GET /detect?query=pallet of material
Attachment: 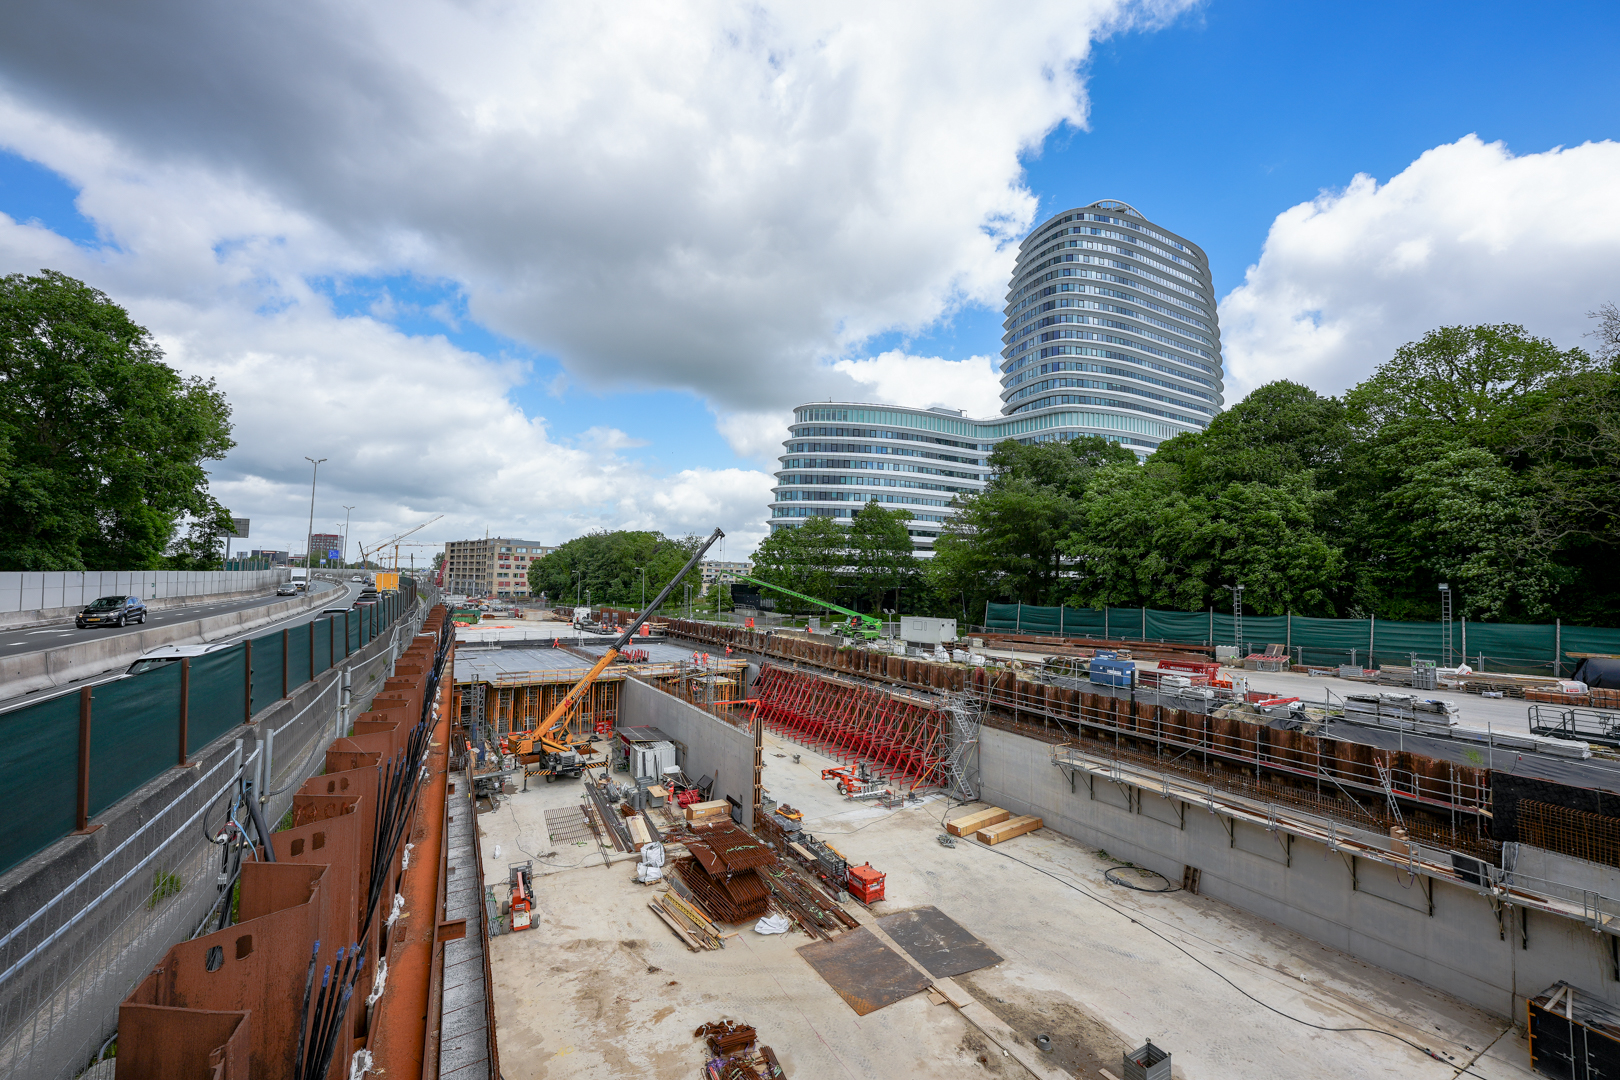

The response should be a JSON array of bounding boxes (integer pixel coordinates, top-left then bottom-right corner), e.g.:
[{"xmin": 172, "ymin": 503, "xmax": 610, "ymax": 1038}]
[
  {"xmin": 685, "ymin": 799, "xmax": 731, "ymax": 821},
  {"xmin": 946, "ymin": 807, "xmax": 1009, "ymax": 837},
  {"xmin": 976, "ymin": 815, "xmax": 1042, "ymax": 845}
]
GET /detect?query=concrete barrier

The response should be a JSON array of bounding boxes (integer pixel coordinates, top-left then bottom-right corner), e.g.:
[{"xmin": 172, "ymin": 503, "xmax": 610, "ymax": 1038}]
[{"xmin": 0, "ymin": 581, "xmax": 339, "ymax": 703}]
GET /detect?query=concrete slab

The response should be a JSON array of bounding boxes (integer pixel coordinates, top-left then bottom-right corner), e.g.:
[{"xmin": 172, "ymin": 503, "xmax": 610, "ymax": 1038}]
[{"xmin": 479, "ymin": 713, "xmax": 1545, "ymax": 1079}]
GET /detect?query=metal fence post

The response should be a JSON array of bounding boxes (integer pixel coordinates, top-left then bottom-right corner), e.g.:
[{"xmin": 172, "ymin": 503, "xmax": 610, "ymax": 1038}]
[
  {"xmin": 309, "ymin": 619, "xmax": 316, "ymax": 679},
  {"xmin": 282, "ymin": 628, "xmax": 290, "ymax": 698},
  {"xmin": 178, "ymin": 658, "xmax": 192, "ymax": 767},
  {"xmin": 74, "ymin": 686, "xmax": 100, "ymax": 835},
  {"xmin": 1555, "ymin": 618, "xmax": 1562, "ymax": 678},
  {"xmin": 345, "ymin": 611, "xmax": 352, "ymax": 658},
  {"xmin": 244, "ymin": 639, "xmax": 254, "ymax": 724},
  {"xmin": 263, "ymin": 724, "xmax": 275, "ymax": 798}
]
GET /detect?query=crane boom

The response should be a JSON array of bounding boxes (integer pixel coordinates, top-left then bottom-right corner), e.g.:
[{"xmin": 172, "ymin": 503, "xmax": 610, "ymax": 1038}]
[
  {"xmin": 731, "ymin": 574, "xmax": 882, "ymax": 637},
  {"xmin": 513, "ymin": 528, "xmax": 725, "ymax": 767},
  {"xmin": 360, "ymin": 514, "xmax": 443, "ymax": 567}
]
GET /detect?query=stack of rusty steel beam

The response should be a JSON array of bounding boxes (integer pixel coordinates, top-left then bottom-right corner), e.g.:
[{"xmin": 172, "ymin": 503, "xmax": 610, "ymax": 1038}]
[
  {"xmin": 113, "ymin": 606, "xmax": 483, "ymax": 1080},
  {"xmin": 670, "ymin": 820, "xmax": 774, "ymax": 923}
]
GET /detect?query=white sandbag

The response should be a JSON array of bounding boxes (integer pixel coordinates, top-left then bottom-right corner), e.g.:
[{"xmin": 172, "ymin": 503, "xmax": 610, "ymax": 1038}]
[{"xmin": 753, "ymin": 913, "xmax": 792, "ymax": 935}]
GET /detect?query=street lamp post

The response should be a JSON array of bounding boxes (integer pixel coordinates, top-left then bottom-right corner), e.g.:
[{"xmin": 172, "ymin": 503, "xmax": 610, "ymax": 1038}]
[
  {"xmin": 304, "ymin": 457, "xmax": 327, "ymax": 569},
  {"xmin": 573, "ymin": 570, "xmax": 582, "ymax": 605},
  {"xmin": 341, "ymin": 505, "xmax": 355, "ymax": 568}
]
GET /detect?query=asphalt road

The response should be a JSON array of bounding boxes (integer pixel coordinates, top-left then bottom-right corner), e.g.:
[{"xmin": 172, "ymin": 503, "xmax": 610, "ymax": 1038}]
[
  {"xmin": 0, "ymin": 588, "xmax": 339, "ymax": 661},
  {"xmin": 0, "ymin": 581, "xmax": 367, "ymax": 713}
]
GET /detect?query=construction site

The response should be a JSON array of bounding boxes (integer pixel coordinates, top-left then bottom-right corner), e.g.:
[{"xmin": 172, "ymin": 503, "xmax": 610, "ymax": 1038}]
[{"xmin": 10, "ymin": 536, "xmax": 1620, "ymax": 1080}]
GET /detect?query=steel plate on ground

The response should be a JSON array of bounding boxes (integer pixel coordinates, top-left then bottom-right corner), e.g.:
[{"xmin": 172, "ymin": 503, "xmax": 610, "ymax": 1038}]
[
  {"xmin": 877, "ymin": 905, "xmax": 1003, "ymax": 979},
  {"xmin": 797, "ymin": 926, "xmax": 932, "ymax": 1015}
]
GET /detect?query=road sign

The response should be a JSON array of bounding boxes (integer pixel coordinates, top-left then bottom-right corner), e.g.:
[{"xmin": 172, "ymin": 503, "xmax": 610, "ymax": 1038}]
[
  {"xmin": 227, "ymin": 517, "xmax": 250, "ymax": 538},
  {"xmin": 328, "ymin": 549, "xmax": 341, "ymax": 560}
]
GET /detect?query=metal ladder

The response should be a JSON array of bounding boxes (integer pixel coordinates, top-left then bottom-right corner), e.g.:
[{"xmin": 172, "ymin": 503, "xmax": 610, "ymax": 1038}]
[{"xmin": 940, "ymin": 691, "xmax": 983, "ymax": 801}]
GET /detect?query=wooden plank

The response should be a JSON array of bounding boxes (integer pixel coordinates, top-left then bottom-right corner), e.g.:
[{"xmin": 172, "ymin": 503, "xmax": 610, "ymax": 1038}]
[
  {"xmin": 945, "ymin": 808, "xmax": 1008, "ymax": 837},
  {"xmin": 649, "ymin": 901, "xmax": 700, "ymax": 950},
  {"xmin": 627, "ymin": 815, "xmax": 652, "ymax": 848},
  {"xmin": 976, "ymin": 815, "xmax": 1042, "ymax": 845}
]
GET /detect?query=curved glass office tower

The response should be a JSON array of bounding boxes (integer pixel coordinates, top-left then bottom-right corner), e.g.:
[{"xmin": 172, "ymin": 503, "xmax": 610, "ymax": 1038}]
[
  {"xmin": 999, "ymin": 199, "xmax": 1223, "ymax": 449},
  {"xmin": 768, "ymin": 202, "xmax": 1223, "ymax": 552}
]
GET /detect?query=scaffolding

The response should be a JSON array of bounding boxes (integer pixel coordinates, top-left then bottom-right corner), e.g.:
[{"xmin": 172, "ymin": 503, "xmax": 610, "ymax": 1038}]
[{"xmin": 940, "ymin": 691, "xmax": 983, "ymax": 801}]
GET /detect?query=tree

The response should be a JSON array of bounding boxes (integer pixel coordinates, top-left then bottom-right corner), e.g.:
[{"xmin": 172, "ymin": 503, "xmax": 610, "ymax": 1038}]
[
  {"xmin": 749, "ymin": 517, "xmax": 846, "ymax": 613},
  {"xmin": 847, "ymin": 501, "xmax": 918, "ymax": 613},
  {"xmin": 931, "ymin": 436, "xmax": 1136, "ymax": 614},
  {"xmin": 0, "ymin": 271, "xmax": 236, "ymax": 570},
  {"xmin": 527, "ymin": 530, "xmax": 705, "ymax": 610}
]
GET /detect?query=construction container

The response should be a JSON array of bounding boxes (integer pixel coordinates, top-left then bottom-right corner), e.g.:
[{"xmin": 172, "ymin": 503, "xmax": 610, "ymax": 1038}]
[
  {"xmin": 846, "ymin": 863, "xmax": 886, "ymax": 903},
  {"xmin": 1123, "ymin": 1041, "xmax": 1171, "ymax": 1080},
  {"xmin": 1090, "ymin": 658, "xmax": 1135, "ymax": 688}
]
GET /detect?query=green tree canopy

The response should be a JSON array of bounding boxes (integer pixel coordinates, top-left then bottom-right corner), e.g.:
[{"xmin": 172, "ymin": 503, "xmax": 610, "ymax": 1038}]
[
  {"xmin": 526, "ymin": 530, "xmax": 705, "ymax": 611},
  {"xmin": 0, "ymin": 270, "xmax": 235, "ymax": 570}
]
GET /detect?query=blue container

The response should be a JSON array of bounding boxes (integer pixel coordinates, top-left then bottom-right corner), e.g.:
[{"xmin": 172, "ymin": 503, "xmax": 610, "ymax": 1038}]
[
  {"xmin": 1093, "ymin": 649, "xmax": 1118, "ymax": 661},
  {"xmin": 1089, "ymin": 658, "xmax": 1135, "ymax": 687}
]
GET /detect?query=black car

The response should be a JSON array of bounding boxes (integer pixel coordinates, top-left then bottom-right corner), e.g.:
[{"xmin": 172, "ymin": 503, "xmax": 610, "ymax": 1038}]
[{"xmin": 76, "ymin": 595, "xmax": 147, "ymax": 628}]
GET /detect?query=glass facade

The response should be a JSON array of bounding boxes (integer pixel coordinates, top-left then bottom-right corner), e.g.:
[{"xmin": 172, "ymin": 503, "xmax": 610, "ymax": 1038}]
[{"xmin": 769, "ymin": 201, "xmax": 1223, "ymax": 553}]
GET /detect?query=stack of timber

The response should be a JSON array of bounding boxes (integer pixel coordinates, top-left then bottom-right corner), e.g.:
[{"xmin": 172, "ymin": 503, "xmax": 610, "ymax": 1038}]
[
  {"xmin": 945, "ymin": 807, "xmax": 1009, "ymax": 837},
  {"xmin": 673, "ymin": 820, "xmax": 775, "ymax": 922},
  {"xmin": 976, "ymin": 815, "xmax": 1043, "ymax": 845},
  {"xmin": 649, "ymin": 888, "xmax": 726, "ymax": 950}
]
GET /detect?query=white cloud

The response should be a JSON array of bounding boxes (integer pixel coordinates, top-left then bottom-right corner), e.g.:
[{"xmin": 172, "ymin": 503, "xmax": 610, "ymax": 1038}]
[
  {"xmin": 832, "ymin": 350, "xmax": 1005, "ymax": 418},
  {"xmin": 0, "ymin": 0, "xmax": 1195, "ymax": 553},
  {"xmin": 1220, "ymin": 135, "xmax": 1620, "ymax": 399}
]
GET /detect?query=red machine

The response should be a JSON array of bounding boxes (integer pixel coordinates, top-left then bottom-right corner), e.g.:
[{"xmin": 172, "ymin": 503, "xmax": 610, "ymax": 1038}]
[
  {"xmin": 509, "ymin": 862, "xmax": 535, "ymax": 931},
  {"xmin": 821, "ymin": 763, "xmax": 886, "ymax": 800},
  {"xmin": 846, "ymin": 862, "xmax": 886, "ymax": 904}
]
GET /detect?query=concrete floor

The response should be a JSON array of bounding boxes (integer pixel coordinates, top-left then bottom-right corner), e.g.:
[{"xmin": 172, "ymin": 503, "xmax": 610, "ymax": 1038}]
[{"xmin": 480, "ymin": 729, "xmax": 1544, "ymax": 1080}]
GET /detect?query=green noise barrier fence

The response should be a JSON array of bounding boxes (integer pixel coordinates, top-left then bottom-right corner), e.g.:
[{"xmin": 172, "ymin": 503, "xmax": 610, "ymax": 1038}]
[
  {"xmin": 0, "ymin": 582, "xmax": 417, "ymax": 877},
  {"xmin": 984, "ymin": 602, "xmax": 1620, "ymax": 677}
]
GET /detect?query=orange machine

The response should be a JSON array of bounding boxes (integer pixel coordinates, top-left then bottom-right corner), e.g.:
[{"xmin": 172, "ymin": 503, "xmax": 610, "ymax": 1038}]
[
  {"xmin": 846, "ymin": 862, "xmax": 886, "ymax": 904},
  {"xmin": 509, "ymin": 862, "xmax": 535, "ymax": 931}
]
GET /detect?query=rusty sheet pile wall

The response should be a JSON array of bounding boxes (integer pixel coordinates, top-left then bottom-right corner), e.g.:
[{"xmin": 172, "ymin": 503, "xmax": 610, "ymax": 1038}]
[
  {"xmin": 116, "ymin": 607, "xmax": 468, "ymax": 1080},
  {"xmin": 665, "ymin": 619, "xmax": 1492, "ymax": 852}
]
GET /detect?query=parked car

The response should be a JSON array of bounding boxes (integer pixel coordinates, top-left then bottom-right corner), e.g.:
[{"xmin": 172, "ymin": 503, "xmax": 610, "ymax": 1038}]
[
  {"xmin": 126, "ymin": 641, "xmax": 233, "ymax": 674},
  {"xmin": 76, "ymin": 595, "xmax": 147, "ymax": 628},
  {"xmin": 276, "ymin": 583, "xmax": 299, "ymax": 596}
]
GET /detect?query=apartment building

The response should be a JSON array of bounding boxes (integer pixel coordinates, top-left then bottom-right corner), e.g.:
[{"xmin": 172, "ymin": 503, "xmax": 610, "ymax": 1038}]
[{"xmin": 442, "ymin": 537, "xmax": 557, "ymax": 597}]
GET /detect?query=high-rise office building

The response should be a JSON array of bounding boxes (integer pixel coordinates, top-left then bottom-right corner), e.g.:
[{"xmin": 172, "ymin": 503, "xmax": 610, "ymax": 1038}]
[
  {"xmin": 999, "ymin": 199, "xmax": 1224, "ymax": 446},
  {"xmin": 768, "ymin": 201, "xmax": 1223, "ymax": 552}
]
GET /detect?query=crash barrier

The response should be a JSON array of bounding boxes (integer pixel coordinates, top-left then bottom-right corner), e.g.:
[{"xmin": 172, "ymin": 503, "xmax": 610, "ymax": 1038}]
[
  {"xmin": 0, "ymin": 569, "xmax": 290, "ymax": 618},
  {"xmin": 984, "ymin": 602, "xmax": 1620, "ymax": 677},
  {"xmin": 0, "ymin": 581, "xmax": 419, "ymax": 878}
]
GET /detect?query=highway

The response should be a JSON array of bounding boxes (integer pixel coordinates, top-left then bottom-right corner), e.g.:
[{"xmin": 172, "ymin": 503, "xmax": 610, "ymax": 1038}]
[
  {"xmin": 0, "ymin": 584, "xmax": 359, "ymax": 662},
  {"xmin": 0, "ymin": 580, "xmax": 368, "ymax": 713}
]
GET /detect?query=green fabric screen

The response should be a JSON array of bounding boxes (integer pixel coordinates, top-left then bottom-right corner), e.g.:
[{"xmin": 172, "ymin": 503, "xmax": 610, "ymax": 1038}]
[
  {"xmin": 187, "ymin": 646, "xmax": 246, "ymax": 754},
  {"xmin": 287, "ymin": 622, "xmax": 313, "ymax": 687},
  {"xmin": 91, "ymin": 663, "xmax": 183, "ymax": 817},
  {"xmin": 984, "ymin": 602, "xmax": 1620, "ymax": 675},
  {"xmin": 250, "ymin": 629, "xmax": 286, "ymax": 715},
  {"xmin": 0, "ymin": 693, "xmax": 84, "ymax": 876}
]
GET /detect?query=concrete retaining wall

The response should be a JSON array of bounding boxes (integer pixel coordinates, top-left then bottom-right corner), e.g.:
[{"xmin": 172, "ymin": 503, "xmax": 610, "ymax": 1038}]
[
  {"xmin": 0, "ymin": 581, "xmax": 338, "ymax": 702},
  {"xmin": 0, "ymin": 570, "xmax": 291, "ymax": 629},
  {"xmin": 976, "ymin": 723, "xmax": 1620, "ymax": 1022},
  {"xmin": 620, "ymin": 677, "xmax": 756, "ymax": 828}
]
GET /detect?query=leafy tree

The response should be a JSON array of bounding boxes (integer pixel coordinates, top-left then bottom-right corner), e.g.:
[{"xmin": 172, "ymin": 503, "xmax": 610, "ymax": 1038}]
[
  {"xmin": 847, "ymin": 501, "xmax": 918, "ymax": 613},
  {"xmin": 527, "ymin": 530, "xmax": 705, "ymax": 610},
  {"xmin": 0, "ymin": 270, "xmax": 235, "ymax": 570},
  {"xmin": 749, "ymin": 517, "xmax": 846, "ymax": 614},
  {"xmin": 931, "ymin": 435, "xmax": 1135, "ymax": 614}
]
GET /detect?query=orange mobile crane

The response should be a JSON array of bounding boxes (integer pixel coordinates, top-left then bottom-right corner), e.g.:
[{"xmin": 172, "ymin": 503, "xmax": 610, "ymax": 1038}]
[{"xmin": 509, "ymin": 527, "xmax": 723, "ymax": 778}]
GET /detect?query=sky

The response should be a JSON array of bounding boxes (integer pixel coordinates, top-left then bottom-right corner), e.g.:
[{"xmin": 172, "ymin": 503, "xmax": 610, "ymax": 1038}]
[{"xmin": 1, "ymin": 0, "xmax": 1617, "ymax": 560}]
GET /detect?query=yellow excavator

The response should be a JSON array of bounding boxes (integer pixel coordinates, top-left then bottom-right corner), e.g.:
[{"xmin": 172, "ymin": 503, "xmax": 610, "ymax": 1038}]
[{"xmin": 510, "ymin": 527, "xmax": 724, "ymax": 779}]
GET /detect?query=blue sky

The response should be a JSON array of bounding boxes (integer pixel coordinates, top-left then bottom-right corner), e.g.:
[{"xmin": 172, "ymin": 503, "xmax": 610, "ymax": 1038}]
[{"xmin": 2, "ymin": 0, "xmax": 1616, "ymax": 552}]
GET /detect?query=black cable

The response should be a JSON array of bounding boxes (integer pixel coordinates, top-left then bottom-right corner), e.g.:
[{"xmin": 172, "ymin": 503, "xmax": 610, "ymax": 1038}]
[
  {"xmin": 1103, "ymin": 865, "xmax": 1177, "ymax": 893},
  {"xmin": 970, "ymin": 838, "xmax": 1497, "ymax": 1078}
]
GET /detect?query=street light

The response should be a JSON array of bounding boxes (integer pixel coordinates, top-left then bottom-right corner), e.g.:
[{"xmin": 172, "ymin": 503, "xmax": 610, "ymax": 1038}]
[
  {"xmin": 304, "ymin": 456, "xmax": 327, "ymax": 569},
  {"xmin": 341, "ymin": 505, "xmax": 355, "ymax": 567},
  {"xmin": 572, "ymin": 570, "xmax": 582, "ymax": 605},
  {"xmin": 1221, "ymin": 583, "xmax": 1245, "ymax": 657}
]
